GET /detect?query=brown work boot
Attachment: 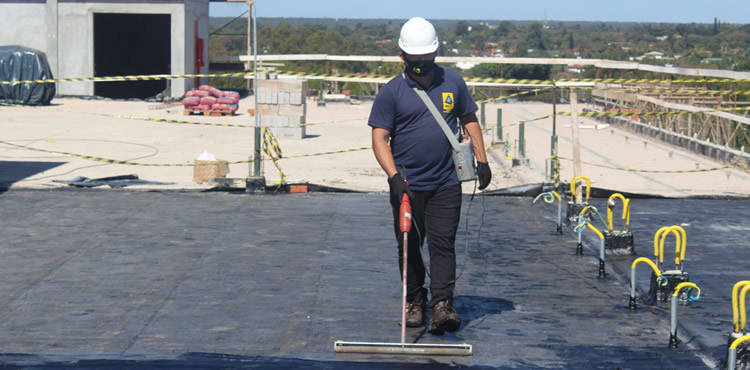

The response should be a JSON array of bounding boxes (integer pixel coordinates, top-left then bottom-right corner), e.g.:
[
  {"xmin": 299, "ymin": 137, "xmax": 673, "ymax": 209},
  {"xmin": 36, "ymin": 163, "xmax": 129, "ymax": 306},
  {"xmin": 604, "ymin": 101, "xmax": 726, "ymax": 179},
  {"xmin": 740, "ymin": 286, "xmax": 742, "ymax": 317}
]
[
  {"xmin": 405, "ymin": 296, "xmax": 426, "ymax": 327},
  {"xmin": 428, "ymin": 300, "xmax": 461, "ymax": 335}
]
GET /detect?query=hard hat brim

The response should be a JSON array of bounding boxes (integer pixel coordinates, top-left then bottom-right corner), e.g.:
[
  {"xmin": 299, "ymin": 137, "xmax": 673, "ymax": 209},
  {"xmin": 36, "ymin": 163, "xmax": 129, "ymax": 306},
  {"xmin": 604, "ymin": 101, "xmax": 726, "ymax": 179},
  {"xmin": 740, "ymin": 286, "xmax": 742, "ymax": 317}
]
[{"xmin": 398, "ymin": 40, "xmax": 439, "ymax": 55}]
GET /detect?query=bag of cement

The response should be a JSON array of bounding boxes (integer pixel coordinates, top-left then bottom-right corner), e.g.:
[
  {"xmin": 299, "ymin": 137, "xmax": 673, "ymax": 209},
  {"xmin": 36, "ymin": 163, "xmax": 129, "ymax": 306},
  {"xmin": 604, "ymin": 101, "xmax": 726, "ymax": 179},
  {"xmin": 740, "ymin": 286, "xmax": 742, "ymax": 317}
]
[
  {"xmin": 199, "ymin": 85, "xmax": 223, "ymax": 97},
  {"xmin": 182, "ymin": 96, "xmax": 200, "ymax": 106}
]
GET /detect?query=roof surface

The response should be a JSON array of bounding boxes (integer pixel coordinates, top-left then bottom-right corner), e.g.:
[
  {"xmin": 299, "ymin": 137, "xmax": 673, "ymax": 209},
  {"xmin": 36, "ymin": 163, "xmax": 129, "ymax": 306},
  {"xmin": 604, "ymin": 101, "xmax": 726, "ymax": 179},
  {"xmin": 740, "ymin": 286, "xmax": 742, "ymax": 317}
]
[{"xmin": 0, "ymin": 189, "xmax": 746, "ymax": 368}]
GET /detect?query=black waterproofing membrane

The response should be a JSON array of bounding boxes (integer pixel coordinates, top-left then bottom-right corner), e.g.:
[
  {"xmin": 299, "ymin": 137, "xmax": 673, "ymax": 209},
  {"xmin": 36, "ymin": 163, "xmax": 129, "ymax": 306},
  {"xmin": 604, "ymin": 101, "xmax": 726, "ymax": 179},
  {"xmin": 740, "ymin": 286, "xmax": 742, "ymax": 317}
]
[{"xmin": 0, "ymin": 45, "xmax": 55, "ymax": 105}]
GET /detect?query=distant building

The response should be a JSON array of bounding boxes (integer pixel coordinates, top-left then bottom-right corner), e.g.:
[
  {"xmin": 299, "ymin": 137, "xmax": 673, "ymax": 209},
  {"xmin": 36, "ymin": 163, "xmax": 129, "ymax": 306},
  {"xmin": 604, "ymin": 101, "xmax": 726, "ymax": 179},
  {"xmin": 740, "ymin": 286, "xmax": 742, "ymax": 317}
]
[
  {"xmin": 637, "ymin": 51, "xmax": 665, "ymax": 60},
  {"xmin": 567, "ymin": 64, "xmax": 585, "ymax": 73},
  {"xmin": 0, "ymin": 0, "xmax": 210, "ymax": 99},
  {"xmin": 456, "ymin": 62, "xmax": 477, "ymax": 70}
]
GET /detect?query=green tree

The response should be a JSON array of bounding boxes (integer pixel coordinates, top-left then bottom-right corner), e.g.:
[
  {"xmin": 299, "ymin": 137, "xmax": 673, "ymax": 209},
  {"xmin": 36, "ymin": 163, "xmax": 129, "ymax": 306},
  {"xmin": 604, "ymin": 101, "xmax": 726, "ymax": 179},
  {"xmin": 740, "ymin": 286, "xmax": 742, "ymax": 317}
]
[
  {"xmin": 525, "ymin": 22, "xmax": 545, "ymax": 51},
  {"xmin": 455, "ymin": 20, "xmax": 469, "ymax": 37}
]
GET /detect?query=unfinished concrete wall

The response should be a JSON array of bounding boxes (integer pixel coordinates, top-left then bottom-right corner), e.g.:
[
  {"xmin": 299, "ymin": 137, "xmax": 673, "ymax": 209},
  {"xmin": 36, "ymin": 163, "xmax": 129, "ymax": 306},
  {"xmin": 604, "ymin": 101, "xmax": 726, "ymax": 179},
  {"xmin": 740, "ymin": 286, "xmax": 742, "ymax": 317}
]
[
  {"xmin": 0, "ymin": 0, "xmax": 208, "ymax": 98},
  {"xmin": 0, "ymin": 2, "xmax": 48, "ymax": 53},
  {"xmin": 184, "ymin": 0, "xmax": 210, "ymax": 89},
  {"xmin": 257, "ymin": 78, "xmax": 308, "ymax": 140},
  {"xmin": 58, "ymin": 1, "xmax": 187, "ymax": 96}
]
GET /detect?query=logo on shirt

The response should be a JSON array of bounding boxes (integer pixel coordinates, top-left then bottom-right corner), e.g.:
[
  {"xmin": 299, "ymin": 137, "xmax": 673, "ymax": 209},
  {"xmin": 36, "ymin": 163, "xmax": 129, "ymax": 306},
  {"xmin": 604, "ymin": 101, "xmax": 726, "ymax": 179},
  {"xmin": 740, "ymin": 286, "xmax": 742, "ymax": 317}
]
[{"xmin": 442, "ymin": 92, "xmax": 454, "ymax": 113}]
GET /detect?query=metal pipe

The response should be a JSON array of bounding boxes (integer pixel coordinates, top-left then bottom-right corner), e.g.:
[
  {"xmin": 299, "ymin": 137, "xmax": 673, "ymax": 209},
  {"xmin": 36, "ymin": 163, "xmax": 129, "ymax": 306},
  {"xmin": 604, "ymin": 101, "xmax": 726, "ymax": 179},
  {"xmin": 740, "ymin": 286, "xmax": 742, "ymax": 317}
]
[
  {"xmin": 599, "ymin": 238, "xmax": 606, "ymax": 278},
  {"xmin": 519, "ymin": 121, "xmax": 526, "ymax": 158},
  {"xmin": 741, "ymin": 285, "xmax": 750, "ymax": 334},
  {"xmin": 569, "ymin": 176, "xmax": 591, "ymax": 203},
  {"xmin": 552, "ymin": 86, "xmax": 557, "ymax": 137},
  {"xmin": 630, "ymin": 257, "xmax": 661, "ymax": 309},
  {"xmin": 550, "ymin": 86, "xmax": 558, "ymax": 185},
  {"xmin": 252, "ymin": 1, "xmax": 261, "ymax": 177},
  {"xmin": 556, "ymin": 197, "xmax": 563, "ymax": 235},
  {"xmin": 496, "ymin": 108, "xmax": 503, "ymax": 142},
  {"xmin": 584, "ymin": 223, "xmax": 605, "ymax": 278},
  {"xmin": 732, "ymin": 281, "xmax": 750, "ymax": 333},
  {"xmin": 550, "ymin": 135, "xmax": 558, "ymax": 184},
  {"xmin": 654, "ymin": 226, "xmax": 686, "ymax": 271},
  {"xmin": 480, "ymin": 102, "xmax": 486, "ymax": 129},
  {"xmin": 606, "ymin": 193, "xmax": 630, "ymax": 233},
  {"xmin": 670, "ymin": 282, "xmax": 699, "ymax": 348},
  {"xmin": 334, "ymin": 341, "xmax": 472, "ymax": 355},
  {"xmin": 657, "ymin": 226, "xmax": 686, "ymax": 271},
  {"xmin": 653, "ymin": 226, "xmax": 671, "ymax": 270},
  {"xmin": 728, "ymin": 335, "xmax": 750, "ymax": 370},
  {"xmin": 670, "ymin": 294, "xmax": 679, "ymax": 347}
]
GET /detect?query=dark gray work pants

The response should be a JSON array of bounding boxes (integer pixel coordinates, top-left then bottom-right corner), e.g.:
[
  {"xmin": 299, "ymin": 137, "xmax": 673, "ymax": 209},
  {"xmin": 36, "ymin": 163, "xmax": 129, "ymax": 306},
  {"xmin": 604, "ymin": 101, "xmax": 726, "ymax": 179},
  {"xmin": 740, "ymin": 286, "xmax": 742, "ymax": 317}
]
[{"xmin": 391, "ymin": 184, "xmax": 461, "ymax": 308}]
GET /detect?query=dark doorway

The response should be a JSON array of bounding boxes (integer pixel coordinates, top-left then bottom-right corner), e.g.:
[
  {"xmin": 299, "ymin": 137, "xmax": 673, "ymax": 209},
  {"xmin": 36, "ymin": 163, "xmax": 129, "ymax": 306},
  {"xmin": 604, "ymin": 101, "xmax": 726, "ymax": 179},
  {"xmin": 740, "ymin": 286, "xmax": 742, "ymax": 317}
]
[{"xmin": 94, "ymin": 13, "xmax": 171, "ymax": 99}]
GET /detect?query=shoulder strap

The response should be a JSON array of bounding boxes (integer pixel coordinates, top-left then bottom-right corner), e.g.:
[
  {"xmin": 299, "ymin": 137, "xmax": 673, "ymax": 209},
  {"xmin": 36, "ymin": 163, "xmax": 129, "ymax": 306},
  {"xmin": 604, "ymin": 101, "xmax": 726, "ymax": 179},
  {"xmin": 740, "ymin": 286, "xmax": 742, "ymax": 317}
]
[{"xmin": 402, "ymin": 73, "xmax": 460, "ymax": 151}]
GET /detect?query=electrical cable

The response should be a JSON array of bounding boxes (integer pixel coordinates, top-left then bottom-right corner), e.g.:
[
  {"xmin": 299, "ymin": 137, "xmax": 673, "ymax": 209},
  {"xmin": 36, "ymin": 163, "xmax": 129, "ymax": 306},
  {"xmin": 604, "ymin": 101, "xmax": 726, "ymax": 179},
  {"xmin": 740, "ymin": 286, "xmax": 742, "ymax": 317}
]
[
  {"xmin": 454, "ymin": 178, "xmax": 480, "ymax": 283},
  {"xmin": 412, "ymin": 175, "xmax": 482, "ymax": 286},
  {"xmin": 209, "ymin": 11, "xmax": 249, "ymax": 36}
]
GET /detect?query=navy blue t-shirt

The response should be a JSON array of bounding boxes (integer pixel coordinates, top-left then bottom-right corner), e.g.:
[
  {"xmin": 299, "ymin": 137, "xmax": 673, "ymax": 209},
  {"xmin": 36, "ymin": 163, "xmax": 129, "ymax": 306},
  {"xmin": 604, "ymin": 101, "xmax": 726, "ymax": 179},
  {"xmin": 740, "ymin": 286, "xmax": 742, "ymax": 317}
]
[{"xmin": 368, "ymin": 67, "xmax": 478, "ymax": 191}]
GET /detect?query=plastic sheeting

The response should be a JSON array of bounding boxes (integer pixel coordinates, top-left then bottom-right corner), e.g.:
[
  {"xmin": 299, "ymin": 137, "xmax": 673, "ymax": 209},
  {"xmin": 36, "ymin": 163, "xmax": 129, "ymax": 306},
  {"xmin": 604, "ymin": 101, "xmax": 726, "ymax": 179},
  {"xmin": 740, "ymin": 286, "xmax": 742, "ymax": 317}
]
[{"xmin": 0, "ymin": 45, "xmax": 55, "ymax": 105}]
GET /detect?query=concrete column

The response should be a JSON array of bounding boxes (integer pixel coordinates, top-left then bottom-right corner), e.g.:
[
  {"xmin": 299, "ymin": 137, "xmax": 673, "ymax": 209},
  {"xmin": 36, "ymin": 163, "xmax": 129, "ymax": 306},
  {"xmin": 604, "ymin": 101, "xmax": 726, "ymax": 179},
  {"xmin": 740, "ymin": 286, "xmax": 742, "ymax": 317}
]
[{"xmin": 45, "ymin": 0, "xmax": 59, "ymax": 78}]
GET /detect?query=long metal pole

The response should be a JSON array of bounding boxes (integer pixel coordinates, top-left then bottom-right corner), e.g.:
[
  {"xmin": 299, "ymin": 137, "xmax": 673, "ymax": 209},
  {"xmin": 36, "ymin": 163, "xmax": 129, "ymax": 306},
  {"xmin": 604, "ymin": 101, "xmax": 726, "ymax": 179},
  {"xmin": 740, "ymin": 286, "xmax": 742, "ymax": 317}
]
[
  {"xmin": 570, "ymin": 90, "xmax": 582, "ymax": 202},
  {"xmin": 251, "ymin": 1, "xmax": 261, "ymax": 176},
  {"xmin": 401, "ymin": 230, "xmax": 408, "ymax": 345},
  {"xmin": 496, "ymin": 108, "xmax": 503, "ymax": 143},
  {"xmin": 551, "ymin": 86, "xmax": 559, "ymax": 185}
]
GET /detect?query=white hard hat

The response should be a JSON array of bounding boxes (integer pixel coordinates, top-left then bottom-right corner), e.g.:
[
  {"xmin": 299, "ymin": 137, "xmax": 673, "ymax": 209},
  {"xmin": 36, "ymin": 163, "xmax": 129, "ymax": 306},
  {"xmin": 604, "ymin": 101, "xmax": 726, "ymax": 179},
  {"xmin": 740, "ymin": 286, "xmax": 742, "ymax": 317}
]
[{"xmin": 398, "ymin": 17, "xmax": 439, "ymax": 55}]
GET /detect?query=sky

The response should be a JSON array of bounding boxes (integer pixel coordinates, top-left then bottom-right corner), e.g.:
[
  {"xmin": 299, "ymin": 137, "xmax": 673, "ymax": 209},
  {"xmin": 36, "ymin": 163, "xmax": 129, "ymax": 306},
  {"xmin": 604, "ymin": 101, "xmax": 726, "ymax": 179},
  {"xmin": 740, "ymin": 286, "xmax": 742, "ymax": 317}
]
[{"xmin": 210, "ymin": 0, "xmax": 749, "ymax": 24}]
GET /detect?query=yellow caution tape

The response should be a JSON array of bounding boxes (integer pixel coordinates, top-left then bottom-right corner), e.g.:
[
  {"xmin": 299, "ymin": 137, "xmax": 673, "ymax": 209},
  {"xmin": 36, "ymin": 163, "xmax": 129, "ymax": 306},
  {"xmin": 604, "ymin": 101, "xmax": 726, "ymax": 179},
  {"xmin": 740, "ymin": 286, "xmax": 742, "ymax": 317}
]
[
  {"xmin": 0, "ymin": 140, "xmax": 249, "ymax": 166},
  {"xmin": 477, "ymin": 87, "xmax": 554, "ymax": 104},
  {"xmin": 0, "ymin": 72, "xmax": 255, "ymax": 85},
  {"xmin": 261, "ymin": 128, "xmax": 287, "ymax": 189},
  {"xmin": 4, "ymin": 70, "xmax": 750, "ymax": 86},
  {"xmin": 0, "ymin": 139, "xmax": 372, "ymax": 167},
  {"xmin": 108, "ymin": 113, "xmax": 253, "ymax": 129}
]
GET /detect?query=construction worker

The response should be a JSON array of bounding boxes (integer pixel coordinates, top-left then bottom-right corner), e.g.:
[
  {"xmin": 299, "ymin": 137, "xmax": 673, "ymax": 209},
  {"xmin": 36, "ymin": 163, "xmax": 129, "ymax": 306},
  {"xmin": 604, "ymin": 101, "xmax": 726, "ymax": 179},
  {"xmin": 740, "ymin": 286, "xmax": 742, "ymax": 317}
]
[{"xmin": 368, "ymin": 17, "xmax": 491, "ymax": 335}]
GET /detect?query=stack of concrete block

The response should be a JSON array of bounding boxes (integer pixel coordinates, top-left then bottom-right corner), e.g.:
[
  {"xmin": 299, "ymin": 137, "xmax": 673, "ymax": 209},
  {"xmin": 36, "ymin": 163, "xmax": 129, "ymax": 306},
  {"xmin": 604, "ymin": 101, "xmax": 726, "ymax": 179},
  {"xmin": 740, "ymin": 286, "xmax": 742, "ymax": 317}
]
[{"xmin": 257, "ymin": 78, "xmax": 307, "ymax": 140}]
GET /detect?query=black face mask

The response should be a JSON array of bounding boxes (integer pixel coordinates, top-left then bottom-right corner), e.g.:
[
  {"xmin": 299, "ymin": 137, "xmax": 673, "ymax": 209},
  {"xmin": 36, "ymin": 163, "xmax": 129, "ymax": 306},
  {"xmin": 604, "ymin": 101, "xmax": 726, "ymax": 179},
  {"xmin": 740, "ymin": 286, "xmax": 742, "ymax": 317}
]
[{"xmin": 404, "ymin": 59, "xmax": 436, "ymax": 76}]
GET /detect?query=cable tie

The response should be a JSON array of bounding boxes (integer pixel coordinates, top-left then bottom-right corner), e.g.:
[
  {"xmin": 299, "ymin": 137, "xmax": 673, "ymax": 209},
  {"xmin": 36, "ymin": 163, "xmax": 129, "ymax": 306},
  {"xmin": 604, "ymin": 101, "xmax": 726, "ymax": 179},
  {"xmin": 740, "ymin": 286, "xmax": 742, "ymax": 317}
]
[
  {"xmin": 687, "ymin": 288, "xmax": 701, "ymax": 302},
  {"xmin": 657, "ymin": 275, "xmax": 669, "ymax": 287}
]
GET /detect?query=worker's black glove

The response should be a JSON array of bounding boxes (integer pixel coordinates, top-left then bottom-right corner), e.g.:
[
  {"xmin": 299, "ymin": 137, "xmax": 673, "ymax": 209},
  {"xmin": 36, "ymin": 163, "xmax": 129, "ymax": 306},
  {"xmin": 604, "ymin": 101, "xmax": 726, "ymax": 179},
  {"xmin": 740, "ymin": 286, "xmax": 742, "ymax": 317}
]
[
  {"xmin": 477, "ymin": 161, "xmax": 492, "ymax": 190},
  {"xmin": 388, "ymin": 173, "xmax": 412, "ymax": 205}
]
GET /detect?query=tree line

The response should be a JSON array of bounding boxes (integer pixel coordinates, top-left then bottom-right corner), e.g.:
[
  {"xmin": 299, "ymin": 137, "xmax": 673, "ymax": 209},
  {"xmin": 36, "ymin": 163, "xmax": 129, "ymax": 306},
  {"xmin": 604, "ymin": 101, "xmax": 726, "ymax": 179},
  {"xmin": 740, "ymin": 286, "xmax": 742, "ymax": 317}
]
[{"xmin": 208, "ymin": 17, "xmax": 750, "ymax": 94}]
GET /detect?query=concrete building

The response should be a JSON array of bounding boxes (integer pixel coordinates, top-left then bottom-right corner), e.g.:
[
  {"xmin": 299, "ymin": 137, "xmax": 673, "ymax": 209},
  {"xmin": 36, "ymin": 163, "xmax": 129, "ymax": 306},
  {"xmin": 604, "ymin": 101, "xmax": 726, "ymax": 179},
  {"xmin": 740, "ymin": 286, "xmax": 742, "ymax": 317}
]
[{"xmin": 0, "ymin": 0, "xmax": 210, "ymax": 99}]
